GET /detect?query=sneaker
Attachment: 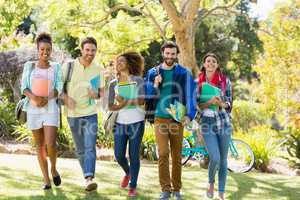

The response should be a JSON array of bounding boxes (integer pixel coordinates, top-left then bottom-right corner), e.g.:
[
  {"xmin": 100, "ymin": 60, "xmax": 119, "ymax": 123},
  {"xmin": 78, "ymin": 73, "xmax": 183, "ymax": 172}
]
[
  {"xmin": 128, "ymin": 188, "xmax": 137, "ymax": 197},
  {"xmin": 159, "ymin": 191, "xmax": 171, "ymax": 200},
  {"xmin": 173, "ymin": 191, "xmax": 183, "ymax": 200},
  {"xmin": 85, "ymin": 180, "xmax": 97, "ymax": 191},
  {"xmin": 120, "ymin": 175, "xmax": 130, "ymax": 188}
]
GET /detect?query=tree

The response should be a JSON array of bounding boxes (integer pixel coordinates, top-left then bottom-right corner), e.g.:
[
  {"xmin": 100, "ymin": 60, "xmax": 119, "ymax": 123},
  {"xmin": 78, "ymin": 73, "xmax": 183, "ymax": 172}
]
[
  {"xmin": 253, "ymin": 0, "xmax": 300, "ymax": 124},
  {"xmin": 33, "ymin": 0, "xmax": 259, "ymax": 75}
]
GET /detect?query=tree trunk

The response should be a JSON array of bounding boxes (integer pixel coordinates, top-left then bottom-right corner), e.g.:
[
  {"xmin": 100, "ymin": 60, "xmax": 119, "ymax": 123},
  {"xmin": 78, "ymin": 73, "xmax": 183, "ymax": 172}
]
[{"xmin": 175, "ymin": 26, "xmax": 199, "ymax": 76}]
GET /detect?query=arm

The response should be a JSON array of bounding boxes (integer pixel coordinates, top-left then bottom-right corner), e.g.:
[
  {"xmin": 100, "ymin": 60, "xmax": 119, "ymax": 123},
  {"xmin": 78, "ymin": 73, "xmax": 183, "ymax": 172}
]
[
  {"xmin": 185, "ymin": 71, "xmax": 197, "ymax": 121},
  {"xmin": 126, "ymin": 77, "xmax": 145, "ymax": 106},
  {"xmin": 107, "ymin": 81, "xmax": 128, "ymax": 111},
  {"xmin": 221, "ymin": 78, "xmax": 233, "ymax": 111},
  {"xmin": 144, "ymin": 69, "xmax": 159, "ymax": 99},
  {"xmin": 49, "ymin": 63, "xmax": 63, "ymax": 100}
]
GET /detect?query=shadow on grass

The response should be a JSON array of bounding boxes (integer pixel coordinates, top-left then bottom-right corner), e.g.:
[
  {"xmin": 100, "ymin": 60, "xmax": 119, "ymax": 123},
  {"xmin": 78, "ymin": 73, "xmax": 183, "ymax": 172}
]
[{"xmin": 228, "ymin": 172, "xmax": 300, "ymax": 200}]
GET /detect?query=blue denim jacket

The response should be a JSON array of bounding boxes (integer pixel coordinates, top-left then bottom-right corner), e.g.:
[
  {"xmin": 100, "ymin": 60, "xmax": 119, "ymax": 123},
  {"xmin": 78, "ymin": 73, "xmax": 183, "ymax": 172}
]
[
  {"xmin": 21, "ymin": 61, "xmax": 63, "ymax": 111},
  {"xmin": 144, "ymin": 63, "xmax": 197, "ymax": 120}
]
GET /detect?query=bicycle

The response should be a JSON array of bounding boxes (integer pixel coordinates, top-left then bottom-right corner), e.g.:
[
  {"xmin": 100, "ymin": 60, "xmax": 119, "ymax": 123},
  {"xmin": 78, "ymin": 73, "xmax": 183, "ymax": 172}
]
[{"xmin": 154, "ymin": 121, "xmax": 255, "ymax": 173}]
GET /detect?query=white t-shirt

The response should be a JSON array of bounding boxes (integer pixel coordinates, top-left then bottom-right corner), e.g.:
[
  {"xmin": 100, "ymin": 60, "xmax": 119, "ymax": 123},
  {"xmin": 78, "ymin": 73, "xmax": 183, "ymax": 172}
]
[{"xmin": 108, "ymin": 76, "xmax": 145, "ymax": 124}]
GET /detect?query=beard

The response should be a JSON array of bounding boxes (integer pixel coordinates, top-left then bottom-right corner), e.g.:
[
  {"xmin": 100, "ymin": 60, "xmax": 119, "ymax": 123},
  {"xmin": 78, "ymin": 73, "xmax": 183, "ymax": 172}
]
[
  {"xmin": 83, "ymin": 55, "xmax": 95, "ymax": 63},
  {"xmin": 163, "ymin": 57, "xmax": 176, "ymax": 67}
]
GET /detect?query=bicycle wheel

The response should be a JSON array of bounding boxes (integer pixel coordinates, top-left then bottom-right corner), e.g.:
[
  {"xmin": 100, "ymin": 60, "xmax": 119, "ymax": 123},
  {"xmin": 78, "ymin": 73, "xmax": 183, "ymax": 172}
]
[
  {"xmin": 227, "ymin": 139, "xmax": 255, "ymax": 173},
  {"xmin": 181, "ymin": 138, "xmax": 192, "ymax": 165}
]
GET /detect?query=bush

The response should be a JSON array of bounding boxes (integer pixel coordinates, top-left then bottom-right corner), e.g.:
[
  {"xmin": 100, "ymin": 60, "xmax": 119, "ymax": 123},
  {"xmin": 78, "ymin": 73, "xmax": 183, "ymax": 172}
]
[
  {"xmin": 141, "ymin": 124, "xmax": 157, "ymax": 160},
  {"xmin": 232, "ymin": 100, "xmax": 270, "ymax": 132},
  {"xmin": 283, "ymin": 126, "xmax": 300, "ymax": 169},
  {"xmin": 0, "ymin": 94, "xmax": 18, "ymax": 138},
  {"xmin": 235, "ymin": 125, "xmax": 279, "ymax": 172}
]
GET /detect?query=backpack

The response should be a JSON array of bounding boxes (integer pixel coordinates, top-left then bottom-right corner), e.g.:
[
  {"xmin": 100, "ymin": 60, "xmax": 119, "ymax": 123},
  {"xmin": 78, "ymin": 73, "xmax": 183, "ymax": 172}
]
[
  {"xmin": 58, "ymin": 61, "xmax": 74, "ymax": 128},
  {"xmin": 15, "ymin": 62, "xmax": 35, "ymax": 124},
  {"xmin": 144, "ymin": 66, "xmax": 160, "ymax": 124}
]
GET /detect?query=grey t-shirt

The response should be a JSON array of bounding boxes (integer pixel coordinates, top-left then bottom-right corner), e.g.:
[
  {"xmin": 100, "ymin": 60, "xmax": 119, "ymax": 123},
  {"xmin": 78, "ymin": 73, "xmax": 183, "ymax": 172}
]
[{"xmin": 108, "ymin": 76, "xmax": 145, "ymax": 124}]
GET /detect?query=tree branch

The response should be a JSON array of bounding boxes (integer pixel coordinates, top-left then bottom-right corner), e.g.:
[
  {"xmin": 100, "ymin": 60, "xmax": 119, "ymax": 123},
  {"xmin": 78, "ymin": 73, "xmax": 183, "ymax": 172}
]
[
  {"xmin": 202, "ymin": 0, "xmax": 239, "ymax": 19},
  {"xmin": 143, "ymin": 0, "xmax": 167, "ymax": 40},
  {"xmin": 160, "ymin": 0, "xmax": 182, "ymax": 29},
  {"xmin": 184, "ymin": 0, "xmax": 201, "ymax": 25}
]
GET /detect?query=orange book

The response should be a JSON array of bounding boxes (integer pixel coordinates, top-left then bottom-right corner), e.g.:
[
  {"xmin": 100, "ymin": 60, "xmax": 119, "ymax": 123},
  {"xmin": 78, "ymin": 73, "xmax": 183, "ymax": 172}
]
[{"xmin": 31, "ymin": 78, "xmax": 51, "ymax": 97}]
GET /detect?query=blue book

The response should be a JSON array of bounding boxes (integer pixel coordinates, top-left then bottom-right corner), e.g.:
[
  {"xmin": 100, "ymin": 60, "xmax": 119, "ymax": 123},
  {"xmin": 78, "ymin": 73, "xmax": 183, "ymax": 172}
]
[
  {"xmin": 89, "ymin": 75, "xmax": 100, "ymax": 105},
  {"xmin": 90, "ymin": 75, "xmax": 100, "ymax": 92}
]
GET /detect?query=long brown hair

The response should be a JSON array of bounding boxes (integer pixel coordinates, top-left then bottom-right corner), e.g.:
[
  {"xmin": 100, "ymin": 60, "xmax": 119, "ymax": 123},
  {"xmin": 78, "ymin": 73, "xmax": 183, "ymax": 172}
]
[{"xmin": 118, "ymin": 52, "xmax": 144, "ymax": 76}]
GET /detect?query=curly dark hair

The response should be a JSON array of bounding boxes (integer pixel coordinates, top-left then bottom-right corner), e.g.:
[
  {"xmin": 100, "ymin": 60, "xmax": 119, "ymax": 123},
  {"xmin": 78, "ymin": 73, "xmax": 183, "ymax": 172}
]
[
  {"xmin": 118, "ymin": 52, "xmax": 144, "ymax": 76},
  {"xmin": 36, "ymin": 32, "xmax": 52, "ymax": 47}
]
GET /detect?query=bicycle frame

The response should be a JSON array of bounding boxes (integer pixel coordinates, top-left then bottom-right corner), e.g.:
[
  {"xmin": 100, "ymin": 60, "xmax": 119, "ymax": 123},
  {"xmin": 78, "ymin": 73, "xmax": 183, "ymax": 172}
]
[{"xmin": 182, "ymin": 129, "xmax": 238, "ymax": 158}]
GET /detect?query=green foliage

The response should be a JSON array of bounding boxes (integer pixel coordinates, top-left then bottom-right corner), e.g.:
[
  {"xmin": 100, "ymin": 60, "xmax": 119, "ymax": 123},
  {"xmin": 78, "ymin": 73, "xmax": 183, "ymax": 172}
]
[
  {"xmin": 11, "ymin": 124, "xmax": 32, "ymax": 143},
  {"xmin": 283, "ymin": 126, "xmax": 300, "ymax": 169},
  {"xmin": 35, "ymin": 0, "xmax": 162, "ymax": 65},
  {"xmin": 141, "ymin": 124, "xmax": 157, "ymax": 160},
  {"xmin": 0, "ymin": 92, "xmax": 18, "ymax": 138},
  {"xmin": 232, "ymin": 100, "xmax": 270, "ymax": 132},
  {"xmin": 0, "ymin": 0, "xmax": 30, "ymax": 39},
  {"xmin": 235, "ymin": 125, "xmax": 279, "ymax": 171},
  {"xmin": 253, "ymin": 0, "xmax": 300, "ymax": 116},
  {"xmin": 195, "ymin": 0, "xmax": 263, "ymax": 81}
]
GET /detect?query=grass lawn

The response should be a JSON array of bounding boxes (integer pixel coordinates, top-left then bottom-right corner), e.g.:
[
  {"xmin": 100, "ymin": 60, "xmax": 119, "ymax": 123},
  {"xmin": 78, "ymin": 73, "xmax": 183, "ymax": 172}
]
[{"xmin": 0, "ymin": 153, "xmax": 299, "ymax": 200}]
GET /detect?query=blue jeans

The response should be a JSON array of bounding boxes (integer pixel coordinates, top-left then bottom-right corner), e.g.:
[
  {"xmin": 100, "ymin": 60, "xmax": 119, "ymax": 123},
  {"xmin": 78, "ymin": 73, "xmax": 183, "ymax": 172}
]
[
  {"xmin": 201, "ymin": 116, "xmax": 232, "ymax": 192},
  {"xmin": 67, "ymin": 114, "xmax": 98, "ymax": 178},
  {"xmin": 114, "ymin": 121, "xmax": 145, "ymax": 188}
]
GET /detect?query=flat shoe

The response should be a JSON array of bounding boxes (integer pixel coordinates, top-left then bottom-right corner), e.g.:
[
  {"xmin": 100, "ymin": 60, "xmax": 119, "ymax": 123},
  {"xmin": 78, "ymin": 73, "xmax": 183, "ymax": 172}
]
[
  {"xmin": 42, "ymin": 184, "xmax": 52, "ymax": 190},
  {"xmin": 53, "ymin": 174, "xmax": 61, "ymax": 186}
]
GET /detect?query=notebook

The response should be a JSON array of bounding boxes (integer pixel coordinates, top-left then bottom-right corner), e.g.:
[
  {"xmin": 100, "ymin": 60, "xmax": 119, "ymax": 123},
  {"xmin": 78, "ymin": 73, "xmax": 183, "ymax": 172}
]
[
  {"xmin": 199, "ymin": 82, "xmax": 221, "ymax": 111},
  {"xmin": 117, "ymin": 81, "xmax": 138, "ymax": 109},
  {"xmin": 166, "ymin": 100, "xmax": 186, "ymax": 123},
  {"xmin": 31, "ymin": 78, "xmax": 51, "ymax": 97}
]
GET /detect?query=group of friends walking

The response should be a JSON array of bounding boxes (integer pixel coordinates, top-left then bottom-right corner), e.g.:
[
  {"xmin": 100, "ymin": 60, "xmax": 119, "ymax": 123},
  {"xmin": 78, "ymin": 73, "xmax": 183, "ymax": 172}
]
[{"xmin": 20, "ymin": 32, "xmax": 233, "ymax": 200}]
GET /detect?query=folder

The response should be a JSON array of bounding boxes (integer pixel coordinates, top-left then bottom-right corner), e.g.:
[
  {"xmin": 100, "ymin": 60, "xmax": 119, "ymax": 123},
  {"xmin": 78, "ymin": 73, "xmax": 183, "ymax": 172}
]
[
  {"xmin": 199, "ymin": 83, "xmax": 221, "ymax": 111},
  {"xmin": 117, "ymin": 81, "xmax": 138, "ymax": 109},
  {"xmin": 90, "ymin": 75, "xmax": 101, "ymax": 92}
]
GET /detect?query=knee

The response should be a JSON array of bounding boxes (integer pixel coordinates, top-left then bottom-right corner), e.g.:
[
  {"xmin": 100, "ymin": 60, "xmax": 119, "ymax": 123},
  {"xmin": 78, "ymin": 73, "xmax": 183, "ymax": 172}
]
[
  {"xmin": 219, "ymin": 158, "xmax": 228, "ymax": 169},
  {"xmin": 158, "ymin": 148, "xmax": 169, "ymax": 159},
  {"xmin": 46, "ymin": 142, "xmax": 57, "ymax": 151},
  {"xmin": 209, "ymin": 155, "xmax": 220, "ymax": 167},
  {"xmin": 115, "ymin": 152, "xmax": 126, "ymax": 162}
]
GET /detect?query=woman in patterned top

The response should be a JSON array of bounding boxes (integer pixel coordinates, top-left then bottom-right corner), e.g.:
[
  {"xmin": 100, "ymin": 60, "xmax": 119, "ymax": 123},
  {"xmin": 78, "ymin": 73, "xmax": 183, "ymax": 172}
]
[{"xmin": 197, "ymin": 53, "xmax": 233, "ymax": 200}]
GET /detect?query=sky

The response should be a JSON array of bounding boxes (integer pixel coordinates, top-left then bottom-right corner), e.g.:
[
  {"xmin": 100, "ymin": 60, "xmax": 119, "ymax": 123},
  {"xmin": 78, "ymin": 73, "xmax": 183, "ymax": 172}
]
[{"xmin": 249, "ymin": 0, "xmax": 285, "ymax": 20}]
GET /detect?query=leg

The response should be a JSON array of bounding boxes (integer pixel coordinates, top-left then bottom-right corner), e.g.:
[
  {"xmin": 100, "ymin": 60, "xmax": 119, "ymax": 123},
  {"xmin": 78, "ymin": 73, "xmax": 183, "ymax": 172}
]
[
  {"xmin": 114, "ymin": 123, "xmax": 130, "ymax": 175},
  {"xmin": 67, "ymin": 117, "xmax": 85, "ymax": 176},
  {"xmin": 169, "ymin": 121, "xmax": 183, "ymax": 192},
  {"xmin": 82, "ymin": 114, "xmax": 98, "ymax": 178},
  {"xmin": 32, "ymin": 129, "xmax": 50, "ymax": 185},
  {"xmin": 154, "ymin": 118, "xmax": 171, "ymax": 192},
  {"xmin": 201, "ymin": 116, "xmax": 221, "ymax": 195},
  {"xmin": 217, "ymin": 124, "xmax": 232, "ymax": 194},
  {"xmin": 43, "ymin": 126, "xmax": 58, "ymax": 177},
  {"xmin": 128, "ymin": 121, "xmax": 145, "ymax": 189}
]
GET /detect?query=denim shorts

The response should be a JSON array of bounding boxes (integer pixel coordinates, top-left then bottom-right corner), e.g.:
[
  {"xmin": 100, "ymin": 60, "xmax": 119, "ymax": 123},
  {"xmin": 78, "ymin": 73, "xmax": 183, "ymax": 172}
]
[{"xmin": 27, "ymin": 113, "xmax": 59, "ymax": 130}]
